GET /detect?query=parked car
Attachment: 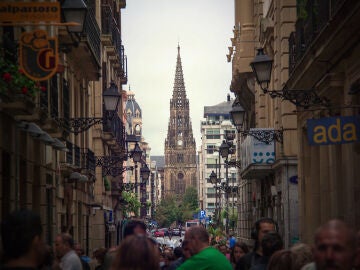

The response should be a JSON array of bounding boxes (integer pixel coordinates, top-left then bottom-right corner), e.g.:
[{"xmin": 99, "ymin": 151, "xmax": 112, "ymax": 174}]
[
  {"xmin": 153, "ymin": 229, "xmax": 165, "ymax": 237},
  {"xmin": 171, "ymin": 228, "xmax": 181, "ymax": 236},
  {"xmin": 159, "ymin": 228, "xmax": 169, "ymax": 236}
]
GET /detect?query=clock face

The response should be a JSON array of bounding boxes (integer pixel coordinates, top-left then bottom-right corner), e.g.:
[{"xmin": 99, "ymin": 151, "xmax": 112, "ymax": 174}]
[
  {"xmin": 177, "ymin": 139, "xmax": 183, "ymax": 146},
  {"xmin": 134, "ymin": 124, "xmax": 141, "ymax": 135}
]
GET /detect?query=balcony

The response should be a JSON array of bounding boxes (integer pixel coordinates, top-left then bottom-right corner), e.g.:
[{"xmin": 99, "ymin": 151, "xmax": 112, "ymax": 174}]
[
  {"xmin": 102, "ymin": 113, "xmax": 126, "ymax": 153},
  {"xmin": 59, "ymin": 0, "xmax": 101, "ymax": 81},
  {"xmin": 101, "ymin": 1, "xmax": 128, "ymax": 84},
  {"xmin": 82, "ymin": 148, "xmax": 96, "ymax": 176},
  {"xmin": 289, "ymin": 0, "xmax": 348, "ymax": 75}
]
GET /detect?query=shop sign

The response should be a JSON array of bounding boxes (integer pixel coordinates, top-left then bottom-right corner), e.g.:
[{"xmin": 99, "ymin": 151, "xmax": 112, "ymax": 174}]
[
  {"xmin": 307, "ymin": 116, "xmax": 360, "ymax": 145},
  {"xmin": 240, "ymin": 128, "xmax": 276, "ymax": 169},
  {"xmin": 0, "ymin": 2, "xmax": 60, "ymax": 23},
  {"xmin": 19, "ymin": 29, "xmax": 58, "ymax": 81}
]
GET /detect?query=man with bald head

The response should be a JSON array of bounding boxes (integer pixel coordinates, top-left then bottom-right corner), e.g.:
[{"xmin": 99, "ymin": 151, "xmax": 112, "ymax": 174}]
[
  {"xmin": 177, "ymin": 226, "xmax": 232, "ymax": 270},
  {"xmin": 311, "ymin": 219, "xmax": 356, "ymax": 270}
]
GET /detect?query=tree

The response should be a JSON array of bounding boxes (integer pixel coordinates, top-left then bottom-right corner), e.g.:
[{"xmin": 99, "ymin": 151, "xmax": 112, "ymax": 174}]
[
  {"xmin": 154, "ymin": 187, "xmax": 200, "ymax": 227},
  {"xmin": 121, "ymin": 191, "xmax": 141, "ymax": 217},
  {"xmin": 182, "ymin": 186, "xmax": 199, "ymax": 211}
]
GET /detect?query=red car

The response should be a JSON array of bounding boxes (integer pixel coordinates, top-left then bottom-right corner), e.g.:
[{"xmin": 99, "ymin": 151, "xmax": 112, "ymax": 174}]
[{"xmin": 153, "ymin": 230, "xmax": 165, "ymax": 237}]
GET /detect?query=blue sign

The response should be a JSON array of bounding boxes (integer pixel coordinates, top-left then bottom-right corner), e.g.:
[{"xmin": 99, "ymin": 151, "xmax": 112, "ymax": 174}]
[
  {"xmin": 109, "ymin": 210, "xmax": 113, "ymax": 223},
  {"xmin": 307, "ymin": 116, "xmax": 360, "ymax": 145},
  {"xmin": 200, "ymin": 210, "xmax": 206, "ymax": 219}
]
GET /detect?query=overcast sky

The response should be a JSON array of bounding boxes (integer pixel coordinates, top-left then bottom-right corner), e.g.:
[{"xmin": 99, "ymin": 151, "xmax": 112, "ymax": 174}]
[{"xmin": 122, "ymin": 0, "xmax": 234, "ymax": 155}]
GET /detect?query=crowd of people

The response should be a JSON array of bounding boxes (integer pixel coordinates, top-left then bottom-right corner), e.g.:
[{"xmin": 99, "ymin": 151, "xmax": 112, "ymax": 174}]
[{"xmin": 1, "ymin": 209, "xmax": 360, "ymax": 270}]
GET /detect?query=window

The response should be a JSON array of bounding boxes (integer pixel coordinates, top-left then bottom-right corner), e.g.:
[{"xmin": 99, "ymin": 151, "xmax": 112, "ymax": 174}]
[
  {"xmin": 206, "ymin": 144, "xmax": 216, "ymax": 154},
  {"xmin": 206, "ymin": 129, "xmax": 221, "ymax": 139}
]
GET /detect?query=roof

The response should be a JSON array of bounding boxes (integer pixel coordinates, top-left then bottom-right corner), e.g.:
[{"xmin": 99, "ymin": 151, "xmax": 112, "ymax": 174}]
[
  {"xmin": 150, "ymin": 156, "xmax": 165, "ymax": 168},
  {"xmin": 125, "ymin": 91, "xmax": 142, "ymax": 118},
  {"xmin": 204, "ymin": 99, "xmax": 234, "ymax": 117}
]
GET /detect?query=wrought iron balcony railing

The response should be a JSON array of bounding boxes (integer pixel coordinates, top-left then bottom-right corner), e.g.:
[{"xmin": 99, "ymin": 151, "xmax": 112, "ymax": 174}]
[
  {"xmin": 66, "ymin": 141, "xmax": 73, "ymax": 165},
  {"xmin": 101, "ymin": 2, "xmax": 128, "ymax": 83},
  {"xmin": 289, "ymin": 0, "xmax": 346, "ymax": 74},
  {"xmin": 82, "ymin": 0, "xmax": 101, "ymax": 66}
]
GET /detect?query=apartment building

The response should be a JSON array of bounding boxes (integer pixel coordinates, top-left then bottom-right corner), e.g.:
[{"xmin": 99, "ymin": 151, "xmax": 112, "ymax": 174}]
[
  {"xmin": 199, "ymin": 95, "xmax": 237, "ymax": 230},
  {"xmin": 0, "ymin": 0, "xmax": 135, "ymax": 252}
]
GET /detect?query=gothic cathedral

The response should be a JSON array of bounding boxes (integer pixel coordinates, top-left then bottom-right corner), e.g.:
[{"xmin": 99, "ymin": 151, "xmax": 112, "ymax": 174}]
[{"xmin": 164, "ymin": 45, "xmax": 197, "ymax": 196}]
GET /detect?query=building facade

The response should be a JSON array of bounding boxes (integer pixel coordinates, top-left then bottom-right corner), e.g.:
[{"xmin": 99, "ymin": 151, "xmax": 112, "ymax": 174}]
[
  {"xmin": 164, "ymin": 46, "xmax": 197, "ymax": 196},
  {"xmin": 199, "ymin": 95, "xmax": 238, "ymax": 230},
  {"xmin": 0, "ymin": 0, "xmax": 146, "ymax": 253},
  {"xmin": 229, "ymin": 0, "xmax": 359, "ymax": 247},
  {"xmin": 229, "ymin": 0, "xmax": 298, "ymax": 247}
]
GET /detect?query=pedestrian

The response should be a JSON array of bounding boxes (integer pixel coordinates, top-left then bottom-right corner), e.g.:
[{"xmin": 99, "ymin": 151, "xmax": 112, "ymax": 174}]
[
  {"xmin": 168, "ymin": 246, "xmax": 183, "ymax": 270},
  {"xmin": 302, "ymin": 219, "xmax": 356, "ymax": 270},
  {"xmin": 290, "ymin": 243, "xmax": 312, "ymax": 270},
  {"xmin": 0, "ymin": 209, "xmax": 46, "ymax": 270},
  {"xmin": 229, "ymin": 234, "xmax": 237, "ymax": 249},
  {"xmin": 54, "ymin": 233, "xmax": 83, "ymax": 270},
  {"xmin": 177, "ymin": 225, "xmax": 232, "ymax": 270},
  {"xmin": 250, "ymin": 231, "xmax": 283, "ymax": 270},
  {"xmin": 266, "ymin": 243, "xmax": 312, "ymax": 270},
  {"xmin": 236, "ymin": 217, "xmax": 278, "ymax": 270},
  {"xmin": 74, "ymin": 243, "xmax": 90, "ymax": 270},
  {"xmin": 111, "ymin": 234, "xmax": 160, "ymax": 270},
  {"xmin": 230, "ymin": 242, "xmax": 249, "ymax": 269},
  {"xmin": 94, "ymin": 247, "xmax": 107, "ymax": 270},
  {"xmin": 39, "ymin": 244, "xmax": 55, "ymax": 270},
  {"xmin": 266, "ymin": 250, "xmax": 293, "ymax": 270},
  {"xmin": 218, "ymin": 242, "xmax": 228, "ymax": 257},
  {"xmin": 123, "ymin": 219, "xmax": 147, "ymax": 239}
]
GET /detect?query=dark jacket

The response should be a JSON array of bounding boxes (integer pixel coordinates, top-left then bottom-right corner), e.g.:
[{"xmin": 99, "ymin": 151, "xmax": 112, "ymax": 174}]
[{"xmin": 235, "ymin": 252, "xmax": 262, "ymax": 270}]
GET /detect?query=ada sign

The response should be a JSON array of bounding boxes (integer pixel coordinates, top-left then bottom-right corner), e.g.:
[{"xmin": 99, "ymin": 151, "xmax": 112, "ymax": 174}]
[{"xmin": 307, "ymin": 116, "xmax": 360, "ymax": 145}]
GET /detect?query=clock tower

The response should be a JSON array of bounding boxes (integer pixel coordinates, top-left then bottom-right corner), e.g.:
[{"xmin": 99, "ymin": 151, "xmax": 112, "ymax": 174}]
[{"xmin": 164, "ymin": 45, "xmax": 197, "ymax": 196}]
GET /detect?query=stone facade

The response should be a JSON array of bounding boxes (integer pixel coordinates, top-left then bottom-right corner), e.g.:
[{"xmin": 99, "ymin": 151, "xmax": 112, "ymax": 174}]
[
  {"xmin": 164, "ymin": 46, "xmax": 197, "ymax": 196},
  {"xmin": 230, "ymin": 0, "xmax": 360, "ymax": 247}
]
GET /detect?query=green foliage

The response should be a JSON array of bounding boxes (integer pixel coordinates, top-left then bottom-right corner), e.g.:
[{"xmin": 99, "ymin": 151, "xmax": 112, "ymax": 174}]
[
  {"xmin": 0, "ymin": 54, "xmax": 45, "ymax": 96},
  {"xmin": 182, "ymin": 186, "xmax": 199, "ymax": 211},
  {"xmin": 297, "ymin": 0, "xmax": 307, "ymax": 19},
  {"xmin": 154, "ymin": 187, "xmax": 199, "ymax": 227},
  {"xmin": 103, "ymin": 177, "xmax": 111, "ymax": 191},
  {"xmin": 207, "ymin": 226, "xmax": 225, "ymax": 245},
  {"xmin": 121, "ymin": 191, "xmax": 141, "ymax": 217}
]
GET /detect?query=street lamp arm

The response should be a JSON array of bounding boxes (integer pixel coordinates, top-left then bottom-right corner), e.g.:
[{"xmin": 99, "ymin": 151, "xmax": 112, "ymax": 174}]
[
  {"xmin": 96, "ymin": 154, "xmax": 128, "ymax": 167},
  {"xmin": 120, "ymin": 181, "xmax": 145, "ymax": 192},
  {"xmin": 103, "ymin": 166, "xmax": 134, "ymax": 177},
  {"xmin": 238, "ymin": 128, "xmax": 283, "ymax": 144},
  {"xmin": 56, "ymin": 117, "xmax": 106, "ymax": 135}
]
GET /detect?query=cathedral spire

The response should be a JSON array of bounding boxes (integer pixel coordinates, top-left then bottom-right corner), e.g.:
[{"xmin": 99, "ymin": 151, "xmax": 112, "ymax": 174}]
[
  {"xmin": 164, "ymin": 45, "xmax": 197, "ymax": 196},
  {"xmin": 172, "ymin": 44, "xmax": 187, "ymax": 102}
]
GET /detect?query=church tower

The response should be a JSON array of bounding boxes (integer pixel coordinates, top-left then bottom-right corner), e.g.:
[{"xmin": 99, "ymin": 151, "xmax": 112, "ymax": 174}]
[{"xmin": 164, "ymin": 45, "xmax": 197, "ymax": 196}]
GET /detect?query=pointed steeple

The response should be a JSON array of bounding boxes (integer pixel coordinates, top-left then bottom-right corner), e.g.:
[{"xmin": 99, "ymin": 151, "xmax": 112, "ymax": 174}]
[
  {"xmin": 172, "ymin": 44, "xmax": 187, "ymax": 104},
  {"xmin": 164, "ymin": 45, "xmax": 197, "ymax": 196}
]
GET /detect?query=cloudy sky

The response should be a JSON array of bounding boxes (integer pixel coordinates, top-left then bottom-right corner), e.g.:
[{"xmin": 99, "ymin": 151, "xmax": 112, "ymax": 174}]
[{"xmin": 122, "ymin": 0, "xmax": 234, "ymax": 155}]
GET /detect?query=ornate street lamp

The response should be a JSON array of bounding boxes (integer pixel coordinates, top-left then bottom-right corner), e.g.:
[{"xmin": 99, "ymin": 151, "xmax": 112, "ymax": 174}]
[
  {"xmin": 250, "ymin": 48, "xmax": 329, "ymax": 108},
  {"xmin": 229, "ymin": 97, "xmax": 283, "ymax": 144},
  {"xmin": 62, "ymin": 0, "xmax": 87, "ymax": 33},
  {"xmin": 209, "ymin": 170, "xmax": 218, "ymax": 184},
  {"xmin": 140, "ymin": 164, "xmax": 150, "ymax": 181},
  {"xmin": 219, "ymin": 140, "xmax": 230, "ymax": 159},
  {"xmin": 250, "ymin": 48, "xmax": 273, "ymax": 93},
  {"xmin": 229, "ymin": 99, "xmax": 245, "ymax": 130},
  {"xmin": 103, "ymin": 81, "xmax": 121, "ymax": 111},
  {"xmin": 131, "ymin": 142, "xmax": 142, "ymax": 163},
  {"xmin": 56, "ymin": 82, "xmax": 121, "ymax": 134}
]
